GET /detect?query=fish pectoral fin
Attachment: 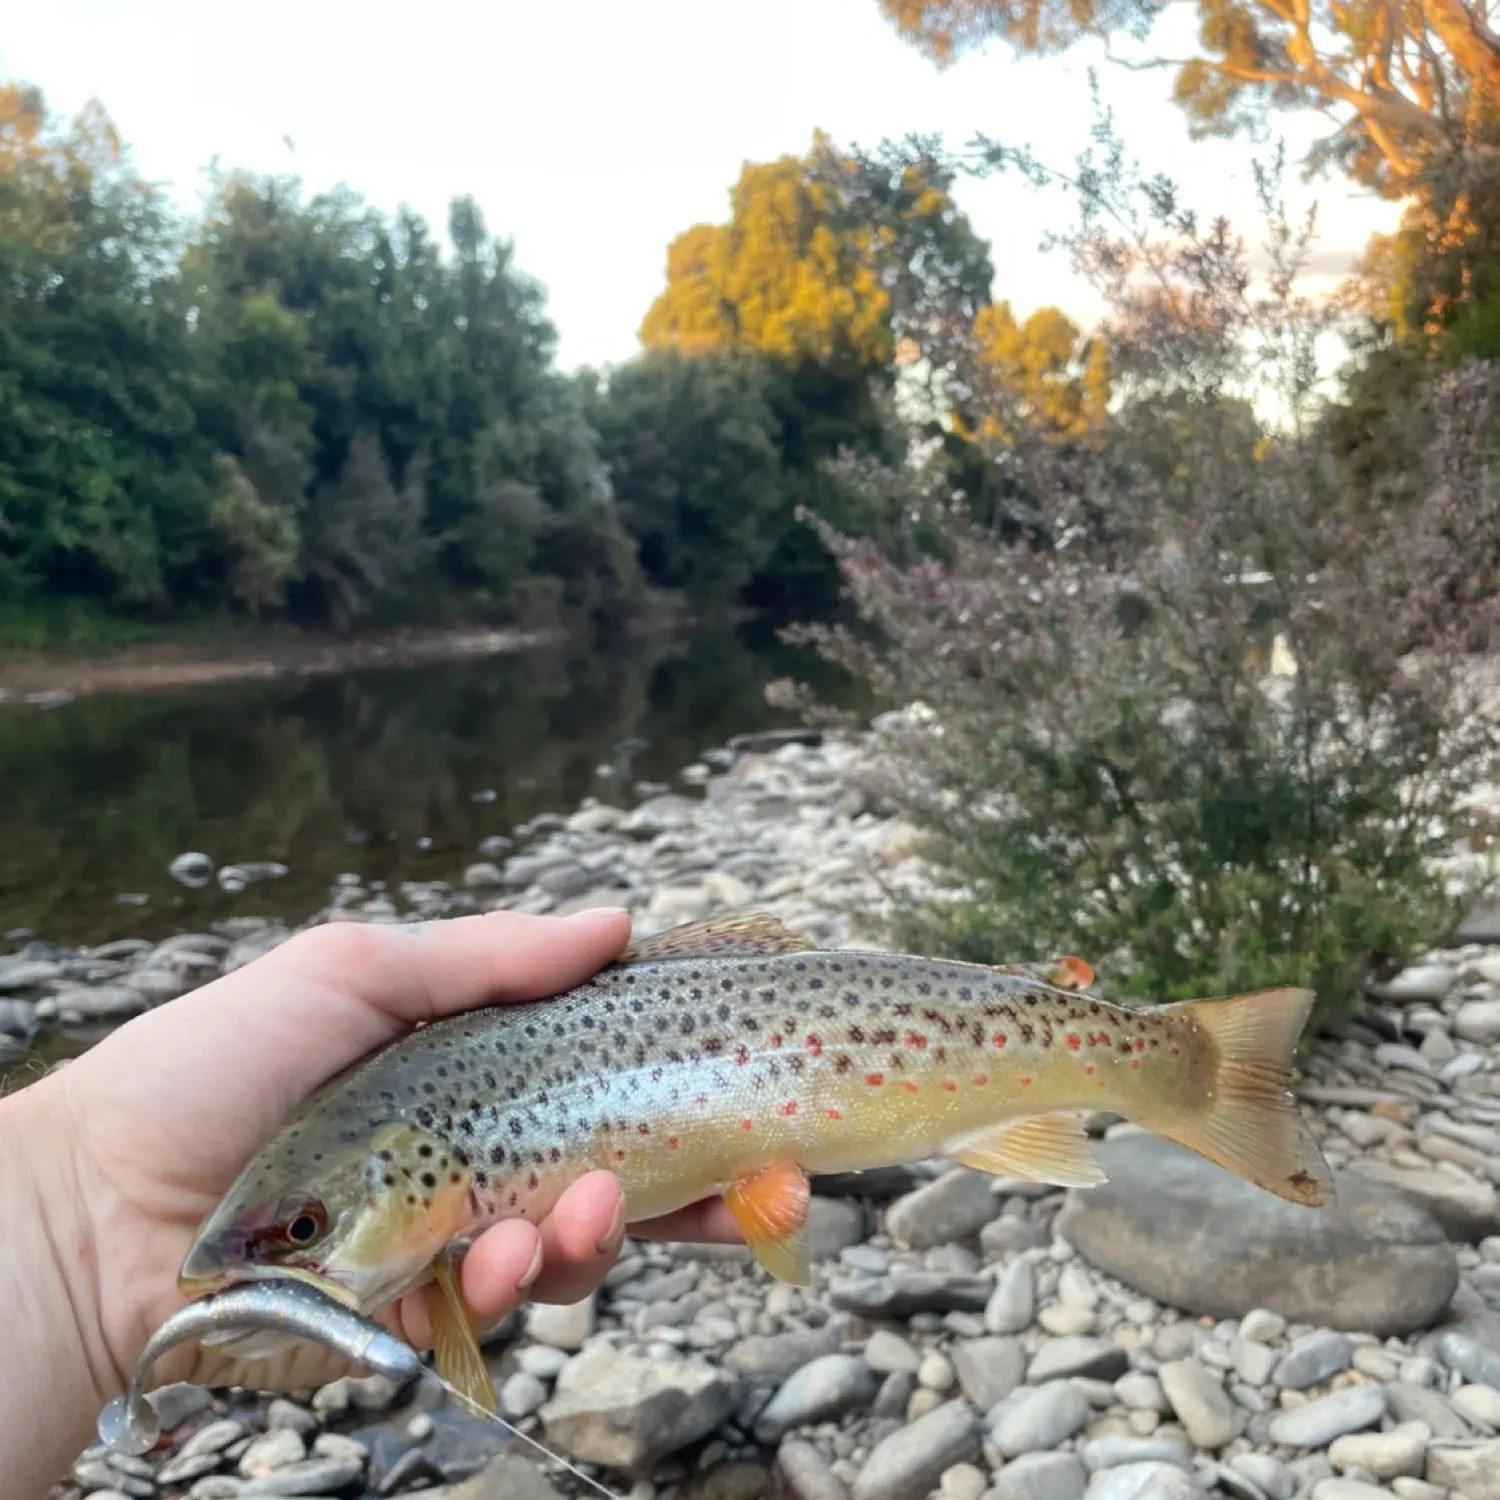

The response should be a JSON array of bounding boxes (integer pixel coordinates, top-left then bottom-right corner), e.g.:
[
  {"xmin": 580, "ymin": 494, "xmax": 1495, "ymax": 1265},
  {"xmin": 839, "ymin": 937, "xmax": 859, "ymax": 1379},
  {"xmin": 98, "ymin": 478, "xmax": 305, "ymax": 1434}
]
[
  {"xmin": 429, "ymin": 1254, "xmax": 497, "ymax": 1418},
  {"xmin": 947, "ymin": 1111, "xmax": 1107, "ymax": 1188},
  {"xmin": 621, "ymin": 910, "xmax": 813, "ymax": 962},
  {"xmin": 722, "ymin": 1161, "xmax": 812, "ymax": 1287}
]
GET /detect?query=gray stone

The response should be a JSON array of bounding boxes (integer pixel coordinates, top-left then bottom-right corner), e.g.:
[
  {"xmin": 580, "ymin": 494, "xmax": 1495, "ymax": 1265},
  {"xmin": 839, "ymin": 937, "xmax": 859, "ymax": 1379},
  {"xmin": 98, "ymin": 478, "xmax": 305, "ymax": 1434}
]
[
  {"xmin": 952, "ymin": 1337, "xmax": 1026, "ymax": 1409},
  {"xmin": 1454, "ymin": 898, "xmax": 1500, "ymax": 944},
  {"xmin": 1226, "ymin": 1455, "xmax": 1292, "ymax": 1500},
  {"xmin": 237, "ymin": 1457, "xmax": 364, "ymax": 1495},
  {"xmin": 1425, "ymin": 1440, "xmax": 1500, "ymax": 1499},
  {"xmin": 726, "ymin": 1325, "xmax": 842, "ymax": 1381},
  {"xmin": 1383, "ymin": 1380, "xmax": 1469, "ymax": 1439},
  {"xmin": 539, "ymin": 1344, "xmax": 737, "ymax": 1471},
  {"xmin": 1455, "ymin": 998, "xmax": 1500, "ymax": 1044},
  {"xmin": 886, "ymin": 1170, "xmax": 998, "ymax": 1249},
  {"xmin": 433, "ymin": 1452, "xmax": 566, "ymax": 1500},
  {"xmin": 499, "ymin": 1372, "xmax": 547, "ymax": 1419},
  {"xmin": 990, "ymin": 1452, "xmax": 1088, "ymax": 1500},
  {"xmin": 1027, "ymin": 1338, "xmax": 1129, "ymax": 1384},
  {"xmin": 1264, "ymin": 1386, "xmax": 1387, "ymax": 1447},
  {"xmin": 1372, "ymin": 964, "xmax": 1458, "ymax": 1002},
  {"xmin": 851, "ymin": 1400, "xmax": 981, "ymax": 1500},
  {"xmin": 986, "ymin": 1259, "xmax": 1037, "ymax": 1336},
  {"xmin": 0, "ymin": 960, "xmax": 62, "ymax": 991},
  {"xmin": 990, "ymin": 1382, "xmax": 1091, "ymax": 1457},
  {"xmin": 1310, "ymin": 1484, "xmax": 1397, "ymax": 1500},
  {"xmin": 754, "ymin": 1355, "xmax": 877, "ymax": 1443},
  {"xmin": 1273, "ymin": 1331, "xmax": 1355, "ymax": 1389},
  {"xmin": 865, "ymin": 1331, "xmax": 922, "ymax": 1375},
  {"xmin": 1436, "ymin": 1327, "xmax": 1500, "ymax": 1388},
  {"xmin": 148, "ymin": 1383, "xmax": 213, "ymax": 1432},
  {"xmin": 806, "ymin": 1197, "xmax": 866, "ymax": 1262},
  {"xmin": 0, "ymin": 998, "xmax": 35, "ymax": 1037},
  {"xmin": 1156, "ymin": 1361, "xmax": 1236, "ymax": 1449},
  {"xmin": 1081, "ymin": 1462, "xmax": 1201, "ymax": 1500},
  {"xmin": 1056, "ymin": 1135, "xmax": 1459, "ymax": 1336},
  {"xmin": 1351, "ymin": 1158, "xmax": 1500, "ymax": 1241},
  {"xmin": 830, "ymin": 1273, "xmax": 993, "ymax": 1319},
  {"xmin": 778, "ymin": 1437, "xmax": 851, "ymax": 1500},
  {"xmin": 238, "ymin": 1430, "xmax": 307, "ymax": 1477},
  {"xmin": 1079, "ymin": 1438, "xmax": 1191, "ymax": 1471},
  {"xmin": 1227, "ymin": 1338, "xmax": 1277, "ymax": 1387}
]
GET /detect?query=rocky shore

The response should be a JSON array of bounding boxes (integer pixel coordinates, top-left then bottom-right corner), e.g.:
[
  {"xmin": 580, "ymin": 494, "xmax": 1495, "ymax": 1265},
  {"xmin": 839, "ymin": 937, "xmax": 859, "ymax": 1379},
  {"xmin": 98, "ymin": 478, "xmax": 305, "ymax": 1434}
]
[{"xmin": 9, "ymin": 718, "xmax": 1500, "ymax": 1500}]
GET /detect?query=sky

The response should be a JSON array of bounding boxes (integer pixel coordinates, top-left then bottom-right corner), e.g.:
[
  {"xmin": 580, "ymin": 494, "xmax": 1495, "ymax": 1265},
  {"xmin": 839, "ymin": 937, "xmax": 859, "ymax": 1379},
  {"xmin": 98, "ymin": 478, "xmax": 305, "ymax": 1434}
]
[{"xmin": 2, "ymin": 0, "xmax": 1403, "ymax": 373}]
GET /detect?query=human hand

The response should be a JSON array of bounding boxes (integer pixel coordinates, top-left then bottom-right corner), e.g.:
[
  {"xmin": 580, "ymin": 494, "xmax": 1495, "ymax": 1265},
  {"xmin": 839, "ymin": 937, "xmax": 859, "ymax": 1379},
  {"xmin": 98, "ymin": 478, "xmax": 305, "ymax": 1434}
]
[{"xmin": 0, "ymin": 909, "xmax": 740, "ymax": 1496}]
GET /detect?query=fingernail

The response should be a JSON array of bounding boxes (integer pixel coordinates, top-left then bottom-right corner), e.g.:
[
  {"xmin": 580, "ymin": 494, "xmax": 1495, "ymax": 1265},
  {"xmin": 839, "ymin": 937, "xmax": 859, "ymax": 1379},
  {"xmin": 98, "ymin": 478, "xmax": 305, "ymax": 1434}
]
[
  {"xmin": 596, "ymin": 1194, "xmax": 628, "ymax": 1257},
  {"xmin": 567, "ymin": 907, "xmax": 629, "ymax": 920},
  {"xmin": 516, "ymin": 1240, "xmax": 544, "ymax": 1292}
]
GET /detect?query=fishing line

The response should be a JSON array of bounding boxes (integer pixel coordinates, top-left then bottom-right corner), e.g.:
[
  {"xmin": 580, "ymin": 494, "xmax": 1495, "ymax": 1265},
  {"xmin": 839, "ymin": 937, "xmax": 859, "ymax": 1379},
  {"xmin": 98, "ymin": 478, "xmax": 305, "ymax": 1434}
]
[{"xmin": 432, "ymin": 1376, "xmax": 624, "ymax": 1500}]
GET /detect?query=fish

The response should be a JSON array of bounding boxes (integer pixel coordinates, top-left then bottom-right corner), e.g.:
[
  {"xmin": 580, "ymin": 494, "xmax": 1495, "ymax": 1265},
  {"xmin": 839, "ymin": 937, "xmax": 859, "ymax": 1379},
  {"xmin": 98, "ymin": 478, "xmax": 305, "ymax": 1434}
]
[
  {"xmin": 96, "ymin": 1280, "xmax": 424, "ymax": 1456},
  {"xmin": 178, "ymin": 909, "xmax": 1333, "ymax": 1417}
]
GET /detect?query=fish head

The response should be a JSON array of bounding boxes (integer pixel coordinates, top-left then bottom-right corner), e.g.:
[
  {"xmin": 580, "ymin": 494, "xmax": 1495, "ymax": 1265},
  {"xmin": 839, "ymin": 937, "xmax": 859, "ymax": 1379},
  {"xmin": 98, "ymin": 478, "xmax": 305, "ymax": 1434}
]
[{"xmin": 179, "ymin": 1120, "xmax": 474, "ymax": 1316}]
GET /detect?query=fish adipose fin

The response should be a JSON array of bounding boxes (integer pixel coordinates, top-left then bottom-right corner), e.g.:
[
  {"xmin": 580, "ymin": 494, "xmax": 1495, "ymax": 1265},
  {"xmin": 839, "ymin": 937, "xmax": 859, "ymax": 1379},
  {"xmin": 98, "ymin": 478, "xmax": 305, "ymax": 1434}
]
[
  {"xmin": 1157, "ymin": 986, "xmax": 1335, "ymax": 1210},
  {"xmin": 948, "ymin": 1111, "xmax": 1107, "ymax": 1188},
  {"xmin": 623, "ymin": 910, "xmax": 815, "ymax": 962},
  {"xmin": 723, "ymin": 1161, "xmax": 811, "ymax": 1286},
  {"xmin": 430, "ymin": 1254, "xmax": 497, "ymax": 1417}
]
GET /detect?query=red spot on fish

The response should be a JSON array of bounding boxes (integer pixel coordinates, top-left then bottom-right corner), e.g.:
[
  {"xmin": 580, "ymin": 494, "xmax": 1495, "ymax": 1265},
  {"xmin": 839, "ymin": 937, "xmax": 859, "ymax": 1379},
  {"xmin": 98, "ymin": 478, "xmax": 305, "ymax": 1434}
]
[
  {"xmin": 942, "ymin": 1080, "xmax": 957, "ymax": 1092},
  {"xmin": 613, "ymin": 1149, "xmax": 626, "ymax": 1162},
  {"xmin": 865, "ymin": 1072, "xmax": 884, "ymax": 1087},
  {"xmin": 740, "ymin": 1118, "xmax": 753, "ymax": 1131},
  {"xmin": 826, "ymin": 1107, "xmax": 842, "ymax": 1121},
  {"xmin": 777, "ymin": 1100, "xmax": 797, "ymax": 1116},
  {"xmin": 992, "ymin": 1032, "xmax": 1008, "ymax": 1050},
  {"xmin": 1169, "ymin": 1045, "xmax": 1181, "ymax": 1057},
  {"xmin": 769, "ymin": 1033, "xmax": 783, "ymax": 1049},
  {"xmin": 666, "ymin": 1136, "xmax": 679, "ymax": 1150},
  {"xmin": 1130, "ymin": 1059, "xmax": 1141, "ymax": 1070},
  {"xmin": 972, "ymin": 1074, "xmax": 988, "ymax": 1087},
  {"xmin": 1091, "ymin": 1032, "xmax": 1111, "ymax": 1047},
  {"xmin": 1134, "ymin": 1038, "xmax": 1146, "ymax": 1052},
  {"xmin": 805, "ymin": 1034, "xmax": 823, "ymax": 1058},
  {"xmin": 906, "ymin": 1031, "xmax": 928, "ymax": 1050},
  {"xmin": 734, "ymin": 1044, "xmax": 750, "ymax": 1066},
  {"xmin": 1018, "ymin": 1076, "xmax": 1033, "ymax": 1087},
  {"xmin": 900, "ymin": 1080, "xmax": 918, "ymax": 1095},
  {"xmin": 1065, "ymin": 1033, "xmax": 1081, "ymax": 1051},
  {"xmin": 1083, "ymin": 1065, "xmax": 1095, "ymax": 1077}
]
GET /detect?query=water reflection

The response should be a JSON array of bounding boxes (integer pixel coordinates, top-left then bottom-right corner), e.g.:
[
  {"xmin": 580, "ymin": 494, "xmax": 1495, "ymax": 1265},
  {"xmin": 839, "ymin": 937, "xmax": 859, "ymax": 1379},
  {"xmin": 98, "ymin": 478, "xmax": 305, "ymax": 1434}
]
[{"xmin": 0, "ymin": 623, "xmax": 855, "ymax": 948}]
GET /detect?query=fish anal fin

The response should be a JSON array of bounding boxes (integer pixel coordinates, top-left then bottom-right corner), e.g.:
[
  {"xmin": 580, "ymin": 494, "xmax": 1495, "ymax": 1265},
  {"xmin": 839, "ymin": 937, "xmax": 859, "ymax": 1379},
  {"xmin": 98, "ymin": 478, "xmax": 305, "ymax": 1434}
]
[
  {"xmin": 430, "ymin": 1255, "xmax": 497, "ymax": 1418},
  {"xmin": 722, "ymin": 1161, "xmax": 811, "ymax": 1286},
  {"xmin": 1156, "ymin": 987, "xmax": 1335, "ymax": 1210},
  {"xmin": 948, "ymin": 1111, "xmax": 1107, "ymax": 1188},
  {"xmin": 622, "ymin": 909, "xmax": 813, "ymax": 962}
]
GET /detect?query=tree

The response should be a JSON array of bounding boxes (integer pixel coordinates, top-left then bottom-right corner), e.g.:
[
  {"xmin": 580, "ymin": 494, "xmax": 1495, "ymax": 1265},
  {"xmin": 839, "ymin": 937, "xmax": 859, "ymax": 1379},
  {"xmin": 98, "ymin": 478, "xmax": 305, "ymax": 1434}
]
[{"xmin": 877, "ymin": 0, "xmax": 1500, "ymax": 199}]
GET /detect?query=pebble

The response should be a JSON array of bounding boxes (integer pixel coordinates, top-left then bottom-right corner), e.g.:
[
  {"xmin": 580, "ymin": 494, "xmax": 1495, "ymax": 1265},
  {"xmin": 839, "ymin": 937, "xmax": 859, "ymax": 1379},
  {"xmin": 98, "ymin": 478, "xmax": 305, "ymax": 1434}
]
[
  {"xmin": 778, "ymin": 1437, "xmax": 851, "ymax": 1500},
  {"xmin": 1028, "ymin": 1338, "xmax": 1129, "ymax": 1384},
  {"xmin": 1452, "ymin": 1380, "xmax": 1500, "ymax": 1424},
  {"xmin": 524, "ymin": 1294, "xmax": 596, "ymax": 1350},
  {"xmin": 1264, "ymin": 1386, "xmax": 1387, "ymax": 1447},
  {"xmin": 864, "ymin": 1331, "xmax": 921, "ymax": 1375},
  {"xmin": 987, "ymin": 1259, "xmax": 1037, "ymax": 1336},
  {"xmin": 990, "ymin": 1382, "xmax": 1091, "ymax": 1457},
  {"xmin": 754, "ymin": 1355, "xmax": 878, "ymax": 1443},
  {"xmin": 238, "ymin": 1430, "xmax": 306, "ymax": 1477},
  {"xmin": 1156, "ymin": 1362, "xmax": 1237, "ymax": 1449},
  {"xmin": 886, "ymin": 1170, "xmax": 999, "ymax": 1249},
  {"xmin": 500, "ymin": 1372, "xmax": 548, "ymax": 1418},
  {"xmin": 1325, "ymin": 1422, "xmax": 1429, "ymax": 1479},
  {"xmin": 951, "ymin": 1338, "xmax": 1026, "ymax": 1409},
  {"xmin": 851, "ymin": 1400, "xmax": 980, "ymax": 1500},
  {"xmin": 1426, "ymin": 1439, "xmax": 1500, "ymax": 1499},
  {"xmin": 989, "ymin": 1453, "xmax": 1088, "ymax": 1500},
  {"xmin": 1080, "ymin": 1461, "xmax": 1201, "ymax": 1500},
  {"xmin": 1272, "ymin": 1331, "xmax": 1354, "ymax": 1389},
  {"xmin": 1226, "ymin": 1454, "xmax": 1293, "ymax": 1500}
]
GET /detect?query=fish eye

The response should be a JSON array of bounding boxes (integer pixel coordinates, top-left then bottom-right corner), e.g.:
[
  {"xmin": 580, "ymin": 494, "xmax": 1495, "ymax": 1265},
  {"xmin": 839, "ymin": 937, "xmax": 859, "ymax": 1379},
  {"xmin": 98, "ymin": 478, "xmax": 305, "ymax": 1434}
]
[{"xmin": 281, "ymin": 1201, "xmax": 327, "ymax": 1246}]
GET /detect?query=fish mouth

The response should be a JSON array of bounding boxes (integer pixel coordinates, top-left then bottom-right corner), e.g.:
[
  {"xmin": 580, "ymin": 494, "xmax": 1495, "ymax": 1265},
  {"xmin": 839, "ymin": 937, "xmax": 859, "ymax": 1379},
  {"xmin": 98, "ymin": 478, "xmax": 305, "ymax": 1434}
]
[{"xmin": 177, "ymin": 1259, "xmax": 361, "ymax": 1311}]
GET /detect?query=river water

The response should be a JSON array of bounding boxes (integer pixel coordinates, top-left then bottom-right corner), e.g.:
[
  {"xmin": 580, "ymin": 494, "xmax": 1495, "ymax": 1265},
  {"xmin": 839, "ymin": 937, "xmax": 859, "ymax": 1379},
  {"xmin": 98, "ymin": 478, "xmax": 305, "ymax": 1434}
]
[{"xmin": 0, "ymin": 622, "xmax": 857, "ymax": 950}]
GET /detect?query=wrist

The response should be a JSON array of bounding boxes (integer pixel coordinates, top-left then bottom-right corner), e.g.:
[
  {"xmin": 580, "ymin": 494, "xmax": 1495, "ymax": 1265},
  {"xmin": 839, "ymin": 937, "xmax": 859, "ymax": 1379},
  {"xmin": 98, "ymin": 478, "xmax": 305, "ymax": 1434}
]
[{"xmin": 0, "ymin": 1078, "xmax": 117, "ymax": 1500}]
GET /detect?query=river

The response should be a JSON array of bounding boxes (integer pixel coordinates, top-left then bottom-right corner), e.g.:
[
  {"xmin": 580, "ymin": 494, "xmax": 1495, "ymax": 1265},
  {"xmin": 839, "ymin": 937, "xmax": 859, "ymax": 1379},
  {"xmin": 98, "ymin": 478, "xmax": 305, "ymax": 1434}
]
[{"xmin": 0, "ymin": 621, "xmax": 858, "ymax": 951}]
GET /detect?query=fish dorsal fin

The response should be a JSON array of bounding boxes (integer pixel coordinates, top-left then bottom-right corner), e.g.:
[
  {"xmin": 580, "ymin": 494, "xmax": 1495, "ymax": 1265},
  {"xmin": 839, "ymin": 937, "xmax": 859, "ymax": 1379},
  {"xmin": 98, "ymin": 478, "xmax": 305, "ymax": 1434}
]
[
  {"xmin": 621, "ymin": 909, "xmax": 814, "ymax": 963},
  {"xmin": 948, "ymin": 1111, "xmax": 1107, "ymax": 1189},
  {"xmin": 429, "ymin": 1254, "xmax": 498, "ymax": 1418}
]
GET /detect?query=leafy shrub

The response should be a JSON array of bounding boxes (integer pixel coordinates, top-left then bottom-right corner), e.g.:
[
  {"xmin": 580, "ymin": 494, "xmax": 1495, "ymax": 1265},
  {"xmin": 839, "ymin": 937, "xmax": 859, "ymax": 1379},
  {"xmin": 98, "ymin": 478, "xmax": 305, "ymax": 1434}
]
[{"xmin": 784, "ymin": 116, "xmax": 1500, "ymax": 1018}]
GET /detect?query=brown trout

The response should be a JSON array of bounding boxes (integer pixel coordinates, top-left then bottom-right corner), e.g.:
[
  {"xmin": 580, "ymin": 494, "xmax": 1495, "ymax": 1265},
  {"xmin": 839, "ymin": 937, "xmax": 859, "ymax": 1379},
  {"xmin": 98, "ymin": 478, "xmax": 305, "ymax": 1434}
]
[{"xmin": 178, "ymin": 911, "xmax": 1332, "ymax": 1415}]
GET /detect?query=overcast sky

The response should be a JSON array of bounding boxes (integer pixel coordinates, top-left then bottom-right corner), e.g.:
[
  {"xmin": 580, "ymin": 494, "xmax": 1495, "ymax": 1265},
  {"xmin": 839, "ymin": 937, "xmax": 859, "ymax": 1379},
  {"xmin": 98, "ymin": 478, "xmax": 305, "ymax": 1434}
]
[{"xmin": 3, "ymin": 0, "xmax": 1401, "ymax": 371}]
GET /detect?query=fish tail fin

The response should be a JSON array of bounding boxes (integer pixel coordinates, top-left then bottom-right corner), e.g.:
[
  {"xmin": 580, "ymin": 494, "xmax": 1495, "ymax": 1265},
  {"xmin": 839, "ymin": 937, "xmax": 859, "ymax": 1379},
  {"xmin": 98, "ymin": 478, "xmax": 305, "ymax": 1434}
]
[{"xmin": 1155, "ymin": 986, "xmax": 1334, "ymax": 1210}]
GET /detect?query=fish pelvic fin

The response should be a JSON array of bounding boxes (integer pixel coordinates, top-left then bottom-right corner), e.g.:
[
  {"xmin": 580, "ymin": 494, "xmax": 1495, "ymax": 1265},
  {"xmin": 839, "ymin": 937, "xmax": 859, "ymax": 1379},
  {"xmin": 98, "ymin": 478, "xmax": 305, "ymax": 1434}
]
[
  {"xmin": 722, "ymin": 1161, "xmax": 812, "ymax": 1286},
  {"xmin": 1156, "ymin": 986, "xmax": 1335, "ymax": 1210},
  {"xmin": 621, "ymin": 909, "xmax": 814, "ymax": 962},
  {"xmin": 430, "ymin": 1254, "xmax": 498, "ymax": 1418},
  {"xmin": 947, "ymin": 1110, "xmax": 1107, "ymax": 1189}
]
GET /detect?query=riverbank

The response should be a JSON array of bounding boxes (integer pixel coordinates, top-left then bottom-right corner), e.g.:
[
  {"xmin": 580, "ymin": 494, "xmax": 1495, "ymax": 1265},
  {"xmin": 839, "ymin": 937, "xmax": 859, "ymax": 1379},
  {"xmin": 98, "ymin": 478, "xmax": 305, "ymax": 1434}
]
[
  {"xmin": 13, "ymin": 716, "xmax": 1500, "ymax": 1500},
  {"xmin": 0, "ymin": 625, "xmax": 560, "ymax": 703}
]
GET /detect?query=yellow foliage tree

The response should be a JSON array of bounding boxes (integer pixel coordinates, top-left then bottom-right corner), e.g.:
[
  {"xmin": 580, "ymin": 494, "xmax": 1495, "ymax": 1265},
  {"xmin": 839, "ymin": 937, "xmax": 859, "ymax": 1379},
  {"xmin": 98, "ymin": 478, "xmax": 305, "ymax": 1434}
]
[{"xmin": 964, "ymin": 301, "xmax": 1110, "ymax": 440}]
